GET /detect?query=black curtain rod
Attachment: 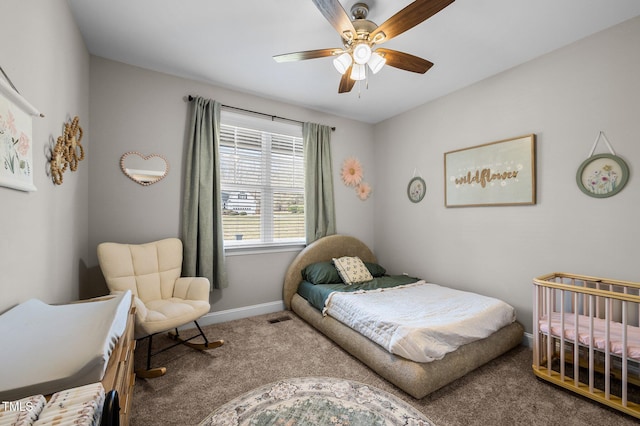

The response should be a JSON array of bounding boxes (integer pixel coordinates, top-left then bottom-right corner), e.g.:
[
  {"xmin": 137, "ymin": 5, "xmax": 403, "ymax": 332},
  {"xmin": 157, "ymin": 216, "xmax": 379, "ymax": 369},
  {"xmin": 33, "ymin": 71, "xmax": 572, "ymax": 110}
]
[{"xmin": 187, "ymin": 95, "xmax": 335, "ymax": 131}]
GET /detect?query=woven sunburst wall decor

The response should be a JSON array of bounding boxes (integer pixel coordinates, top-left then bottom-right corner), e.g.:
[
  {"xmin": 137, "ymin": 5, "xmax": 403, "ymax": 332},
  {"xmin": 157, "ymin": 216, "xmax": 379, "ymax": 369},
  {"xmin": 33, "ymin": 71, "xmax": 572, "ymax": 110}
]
[{"xmin": 51, "ymin": 116, "xmax": 84, "ymax": 185}]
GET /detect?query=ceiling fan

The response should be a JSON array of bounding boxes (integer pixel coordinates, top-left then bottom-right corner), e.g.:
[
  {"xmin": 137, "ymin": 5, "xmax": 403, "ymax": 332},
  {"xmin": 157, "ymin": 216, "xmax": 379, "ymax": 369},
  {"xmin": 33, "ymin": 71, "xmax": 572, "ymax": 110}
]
[{"xmin": 273, "ymin": 0, "xmax": 455, "ymax": 94}]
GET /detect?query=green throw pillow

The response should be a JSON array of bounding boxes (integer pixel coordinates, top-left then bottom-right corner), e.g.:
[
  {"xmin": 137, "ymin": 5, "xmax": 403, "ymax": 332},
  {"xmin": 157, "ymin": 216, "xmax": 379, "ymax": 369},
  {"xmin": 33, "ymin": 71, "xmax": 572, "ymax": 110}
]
[
  {"xmin": 364, "ymin": 262, "xmax": 386, "ymax": 277},
  {"xmin": 301, "ymin": 261, "xmax": 343, "ymax": 284}
]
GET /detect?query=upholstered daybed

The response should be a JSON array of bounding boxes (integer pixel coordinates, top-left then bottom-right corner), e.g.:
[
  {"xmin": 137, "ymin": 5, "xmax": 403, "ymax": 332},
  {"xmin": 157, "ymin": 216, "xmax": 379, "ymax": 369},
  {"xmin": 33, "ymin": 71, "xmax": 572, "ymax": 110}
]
[{"xmin": 284, "ymin": 234, "xmax": 524, "ymax": 399}]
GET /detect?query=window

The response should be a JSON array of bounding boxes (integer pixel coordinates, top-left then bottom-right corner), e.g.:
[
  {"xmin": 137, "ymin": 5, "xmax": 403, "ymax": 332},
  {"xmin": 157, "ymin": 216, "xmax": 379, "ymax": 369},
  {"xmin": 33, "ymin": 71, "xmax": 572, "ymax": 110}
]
[{"xmin": 219, "ymin": 109, "xmax": 305, "ymax": 249}]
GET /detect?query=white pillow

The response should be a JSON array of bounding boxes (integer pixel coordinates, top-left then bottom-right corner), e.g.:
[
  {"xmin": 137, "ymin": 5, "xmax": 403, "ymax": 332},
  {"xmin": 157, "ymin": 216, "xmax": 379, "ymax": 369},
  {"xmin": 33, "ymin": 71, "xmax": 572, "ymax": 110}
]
[{"xmin": 332, "ymin": 256, "xmax": 373, "ymax": 285}]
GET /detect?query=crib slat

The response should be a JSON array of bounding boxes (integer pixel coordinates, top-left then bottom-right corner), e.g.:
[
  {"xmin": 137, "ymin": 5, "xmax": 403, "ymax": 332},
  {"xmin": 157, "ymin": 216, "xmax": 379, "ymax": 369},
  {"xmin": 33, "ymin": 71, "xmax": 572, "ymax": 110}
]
[
  {"xmin": 605, "ymin": 298, "xmax": 611, "ymax": 399},
  {"xmin": 546, "ymin": 286, "xmax": 553, "ymax": 375},
  {"xmin": 622, "ymin": 301, "xmax": 628, "ymax": 407},
  {"xmin": 533, "ymin": 284, "xmax": 540, "ymax": 369},
  {"xmin": 596, "ymin": 281, "xmax": 601, "ymax": 319},
  {"xmin": 574, "ymin": 290, "xmax": 579, "ymax": 387},
  {"xmin": 588, "ymin": 294, "xmax": 594, "ymax": 393},
  {"xmin": 560, "ymin": 290, "xmax": 565, "ymax": 379}
]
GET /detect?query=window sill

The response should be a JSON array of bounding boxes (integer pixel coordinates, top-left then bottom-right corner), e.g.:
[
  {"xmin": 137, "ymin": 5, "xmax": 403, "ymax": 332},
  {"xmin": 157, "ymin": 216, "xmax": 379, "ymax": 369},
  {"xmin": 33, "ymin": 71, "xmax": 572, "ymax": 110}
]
[{"xmin": 224, "ymin": 242, "xmax": 306, "ymax": 257}]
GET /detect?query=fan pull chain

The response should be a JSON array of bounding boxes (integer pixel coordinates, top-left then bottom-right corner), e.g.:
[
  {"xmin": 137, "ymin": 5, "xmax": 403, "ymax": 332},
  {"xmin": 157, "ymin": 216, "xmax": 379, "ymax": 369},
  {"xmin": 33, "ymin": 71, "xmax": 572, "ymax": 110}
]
[{"xmin": 365, "ymin": 66, "xmax": 369, "ymax": 91}]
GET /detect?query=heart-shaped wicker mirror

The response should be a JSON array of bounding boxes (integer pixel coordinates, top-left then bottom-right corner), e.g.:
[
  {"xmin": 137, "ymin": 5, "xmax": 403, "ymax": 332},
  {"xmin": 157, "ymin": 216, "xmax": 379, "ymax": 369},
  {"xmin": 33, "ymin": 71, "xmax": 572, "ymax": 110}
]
[{"xmin": 120, "ymin": 152, "xmax": 169, "ymax": 186}]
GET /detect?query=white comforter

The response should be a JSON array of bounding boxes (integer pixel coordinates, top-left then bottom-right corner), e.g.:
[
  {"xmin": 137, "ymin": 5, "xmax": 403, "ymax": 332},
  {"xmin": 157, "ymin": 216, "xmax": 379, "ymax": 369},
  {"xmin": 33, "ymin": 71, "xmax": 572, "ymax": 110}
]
[{"xmin": 324, "ymin": 281, "xmax": 516, "ymax": 363}]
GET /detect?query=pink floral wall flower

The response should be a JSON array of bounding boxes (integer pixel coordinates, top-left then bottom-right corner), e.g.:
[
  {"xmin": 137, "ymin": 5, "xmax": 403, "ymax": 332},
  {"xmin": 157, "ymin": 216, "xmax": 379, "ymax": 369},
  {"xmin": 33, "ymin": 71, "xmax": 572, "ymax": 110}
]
[
  {"xmin": 17, "ymin": 132, "xmax": 30, "ymax": 156},
  {"xmin": 356, "ymin": 182, "xmax": 371, "ymax": 200},
  {"xmin": 6, "ymin": 110, "xmax": 17, "ymax": 136},
  {"xmin": 341, "ymin": 157, "xmax": 363, "ymax": 187}
]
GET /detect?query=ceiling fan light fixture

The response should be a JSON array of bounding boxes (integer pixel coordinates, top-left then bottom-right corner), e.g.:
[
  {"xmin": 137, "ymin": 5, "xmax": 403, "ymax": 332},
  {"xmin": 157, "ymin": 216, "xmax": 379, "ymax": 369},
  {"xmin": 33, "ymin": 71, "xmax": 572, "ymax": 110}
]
[
  {"xmin": 350, "ymin": 63, "xmax": 366, "ymax": 81},
  {"xmin": 333, "ymin": 52, "xmax": 353, "ymax": 74},
  {"xmin": 367, "ymin": 52, "xmax": 386, "ymax": 74},
  {"xmin": 273, "ymin": 0, "xmax": 452, "ymax": 94},
  {"xmin": 352, "ymin": 43, "xmax": 372, "ymax": 65}
]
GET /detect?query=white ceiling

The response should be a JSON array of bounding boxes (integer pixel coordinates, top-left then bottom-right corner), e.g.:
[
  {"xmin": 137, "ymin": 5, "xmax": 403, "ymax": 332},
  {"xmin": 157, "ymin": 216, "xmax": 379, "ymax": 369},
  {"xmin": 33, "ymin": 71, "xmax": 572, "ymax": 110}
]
[{"xmin": 67, "ymin": 0, "xmax": 640, "ymax": 124}]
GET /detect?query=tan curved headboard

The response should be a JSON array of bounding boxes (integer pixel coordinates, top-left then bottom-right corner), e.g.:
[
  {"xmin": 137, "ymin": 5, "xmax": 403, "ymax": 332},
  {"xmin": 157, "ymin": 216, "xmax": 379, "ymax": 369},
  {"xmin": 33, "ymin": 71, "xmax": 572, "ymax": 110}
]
[{"xmin": 283, "ymin": 234, "xmax": 377, "ymax": 309}]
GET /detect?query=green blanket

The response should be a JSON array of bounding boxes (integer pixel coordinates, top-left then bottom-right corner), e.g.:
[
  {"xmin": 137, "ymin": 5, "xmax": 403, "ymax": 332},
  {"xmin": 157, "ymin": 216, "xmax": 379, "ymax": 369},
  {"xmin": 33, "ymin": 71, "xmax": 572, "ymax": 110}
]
[{"xmin": 297, "ymin": 275, "xmax": 420, "ymax": 312}]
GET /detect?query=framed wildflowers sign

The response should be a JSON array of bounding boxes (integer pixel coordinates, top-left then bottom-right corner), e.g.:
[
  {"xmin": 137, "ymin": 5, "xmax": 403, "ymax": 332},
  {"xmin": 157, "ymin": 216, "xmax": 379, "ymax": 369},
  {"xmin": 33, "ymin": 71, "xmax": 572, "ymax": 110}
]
[
  {"xmin": 0, "ymin": 74, "xmax": 41, "ymax": 192},
  {"xmin": 444, "ymin": 134, "xmax": 536, "ymax": 207},
  {"xmin": 576, "ymin": 153, "xmax": 628, "ymax": 198}
]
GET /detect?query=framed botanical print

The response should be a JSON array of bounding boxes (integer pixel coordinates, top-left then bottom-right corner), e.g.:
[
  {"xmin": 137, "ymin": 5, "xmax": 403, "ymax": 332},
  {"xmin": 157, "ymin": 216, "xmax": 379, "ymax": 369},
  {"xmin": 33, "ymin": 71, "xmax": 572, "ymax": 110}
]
[
  {"xmin": 407, "ymin": 176, "xmax": 426, "ymax": 203},
  {"xmin": 0, "ymin": 75, "xmax": 42, "ymax": 192},
  {"xmin": 576, "ymin": 153, "xmax": 629, "ymax": 198}
]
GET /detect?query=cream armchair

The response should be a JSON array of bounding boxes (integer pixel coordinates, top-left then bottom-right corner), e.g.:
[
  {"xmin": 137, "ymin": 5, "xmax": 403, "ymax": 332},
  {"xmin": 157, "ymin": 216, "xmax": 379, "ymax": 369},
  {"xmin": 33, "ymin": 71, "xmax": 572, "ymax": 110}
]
[{"xmin": 97, "ymin": 238, "xmax": 223, "ymax": 378}]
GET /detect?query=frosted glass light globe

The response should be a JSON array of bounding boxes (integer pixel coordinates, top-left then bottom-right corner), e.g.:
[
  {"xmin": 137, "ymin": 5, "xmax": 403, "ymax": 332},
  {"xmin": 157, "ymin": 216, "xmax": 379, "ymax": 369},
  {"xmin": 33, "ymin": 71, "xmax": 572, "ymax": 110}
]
[{"xmin": 352, "ymin": 43, "xmax": 372, "ymax": 65}]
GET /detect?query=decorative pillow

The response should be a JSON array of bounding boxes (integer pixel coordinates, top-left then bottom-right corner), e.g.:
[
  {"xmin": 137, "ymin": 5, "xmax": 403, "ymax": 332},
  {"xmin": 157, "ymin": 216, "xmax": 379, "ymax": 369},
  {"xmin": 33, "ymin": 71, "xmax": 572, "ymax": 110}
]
[
  {"xmin": 301, "ymin": 261, "xmax": 342, "ymax": 284},
  {"xmin": 332, "ymin": 256, "xmax": 374, "ymax": 285},
  {"xmin": 364, "ymin": 262, "xmax": 386, "ymax": 277}
]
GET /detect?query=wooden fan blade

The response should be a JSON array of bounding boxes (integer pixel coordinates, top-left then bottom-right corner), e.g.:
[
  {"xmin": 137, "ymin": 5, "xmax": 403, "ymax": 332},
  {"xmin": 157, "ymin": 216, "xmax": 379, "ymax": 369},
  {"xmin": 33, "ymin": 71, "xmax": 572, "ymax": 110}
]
[
  {"xmin": 370, "ymin": 0, "xmax": 454, "ymax": 44},
  {"xmin": 338, "ymin": 66, "xmax": 356, "ymax": 93},
  {"xmin": 312, "ymin": 0, "xmax": 357, "ymax": 41},
  {"xmin": 376, "ymin": 48, "xmax": 434, "ymax": 74},
  {"xmin": 273, "ymin": 48, "xmax": 342, "ymax": 62}
]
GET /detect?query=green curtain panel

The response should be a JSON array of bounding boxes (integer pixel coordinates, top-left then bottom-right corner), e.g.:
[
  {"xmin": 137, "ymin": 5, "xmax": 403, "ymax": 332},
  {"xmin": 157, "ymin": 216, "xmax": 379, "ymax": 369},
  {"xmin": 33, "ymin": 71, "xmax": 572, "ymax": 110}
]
[
  {"xmin": 303, "ymin": 122, "xmax": 336, "ymax": 244},
  {"xmin": 182, "ymin": 97, "xmax": 228, "ymax": 289}
]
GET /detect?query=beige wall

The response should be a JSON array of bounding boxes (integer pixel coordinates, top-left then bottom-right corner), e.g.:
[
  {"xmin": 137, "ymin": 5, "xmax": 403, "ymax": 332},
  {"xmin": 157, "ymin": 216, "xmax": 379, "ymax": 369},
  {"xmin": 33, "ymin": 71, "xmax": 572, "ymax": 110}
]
[
  {"xmin": 372, "ymin": 16, "xmax": 640, "ymax": 332},
  {"xmin": 87, "ymin": 57, "xmax": 376, "ymax": 313},
  {"xmin": 0, "ymin": 0, "xmax": 90, "ymax": 313}
]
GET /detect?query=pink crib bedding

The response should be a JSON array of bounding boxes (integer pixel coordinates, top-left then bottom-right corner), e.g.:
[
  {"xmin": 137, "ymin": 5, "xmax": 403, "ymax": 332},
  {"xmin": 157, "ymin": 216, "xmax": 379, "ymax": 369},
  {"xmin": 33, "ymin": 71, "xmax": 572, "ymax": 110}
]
[{"xmin": 539, "ymin": 312, "xmax": 640, "ymax": 361}]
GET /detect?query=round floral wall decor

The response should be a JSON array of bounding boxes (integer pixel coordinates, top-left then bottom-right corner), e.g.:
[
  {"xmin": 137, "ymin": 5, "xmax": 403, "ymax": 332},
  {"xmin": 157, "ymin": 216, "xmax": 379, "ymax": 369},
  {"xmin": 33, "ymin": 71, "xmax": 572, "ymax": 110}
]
[
  {"xmin": 576, "ymin": 153, "xmax": 629, "ymax": 198},
  {"xmin": 341, "ymin": 157, "xmax": 363, "ymax": 187}
]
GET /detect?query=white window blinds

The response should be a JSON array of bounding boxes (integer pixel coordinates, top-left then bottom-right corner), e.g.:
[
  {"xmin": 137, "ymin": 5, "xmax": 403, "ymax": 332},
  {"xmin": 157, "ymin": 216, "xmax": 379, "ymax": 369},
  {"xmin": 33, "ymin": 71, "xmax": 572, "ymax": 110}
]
[{"xmin": 219, "ymin": 109, "xmax": 304, "ymax": 248}]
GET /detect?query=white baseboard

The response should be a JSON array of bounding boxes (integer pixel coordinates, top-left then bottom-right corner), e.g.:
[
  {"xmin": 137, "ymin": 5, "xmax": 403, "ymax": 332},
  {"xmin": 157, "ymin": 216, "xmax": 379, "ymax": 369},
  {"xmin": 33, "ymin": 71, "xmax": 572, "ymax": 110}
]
[
  {"xmin": 522, "ymin": 332, "xmax": 533, "ymax": 348},
  {"xmin": 196, "ymin": 300, "xmax": 286, "ymax": 327}
]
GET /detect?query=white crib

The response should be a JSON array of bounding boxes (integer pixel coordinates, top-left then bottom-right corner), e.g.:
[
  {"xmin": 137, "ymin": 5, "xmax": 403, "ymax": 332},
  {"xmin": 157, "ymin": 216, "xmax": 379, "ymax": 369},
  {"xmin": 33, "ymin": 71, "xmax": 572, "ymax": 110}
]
[{"xmin": 533, "ymin": 272, "xmax": 640, "ymax": 419}]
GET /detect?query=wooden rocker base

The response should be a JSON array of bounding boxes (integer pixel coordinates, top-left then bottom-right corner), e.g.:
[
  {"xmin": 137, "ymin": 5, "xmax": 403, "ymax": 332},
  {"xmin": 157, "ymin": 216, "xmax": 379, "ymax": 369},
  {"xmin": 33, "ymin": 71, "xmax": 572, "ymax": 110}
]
[
  {"xmin": 135, "ymin": 367, "xmax": 166, "ymax": 379},
  {"xmin": 167, "ymin": 331, "xmax": 224, "ymax": 351}
]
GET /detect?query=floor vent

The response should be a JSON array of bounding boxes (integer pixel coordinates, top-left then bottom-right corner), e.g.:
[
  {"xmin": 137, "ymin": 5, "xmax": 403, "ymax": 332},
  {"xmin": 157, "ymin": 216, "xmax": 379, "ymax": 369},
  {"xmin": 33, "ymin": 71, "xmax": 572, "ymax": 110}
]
[{"xmin": 268, "ymin": 315, "xmax": 292, "ymax": 324}]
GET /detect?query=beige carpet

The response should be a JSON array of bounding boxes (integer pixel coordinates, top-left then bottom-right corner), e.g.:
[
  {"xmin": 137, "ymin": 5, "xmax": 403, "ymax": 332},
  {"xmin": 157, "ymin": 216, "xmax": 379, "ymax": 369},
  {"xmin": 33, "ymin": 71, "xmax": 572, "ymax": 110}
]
[{"xmin": 130, "ymin": 311, "xmax": 638, "ymax": 425}]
